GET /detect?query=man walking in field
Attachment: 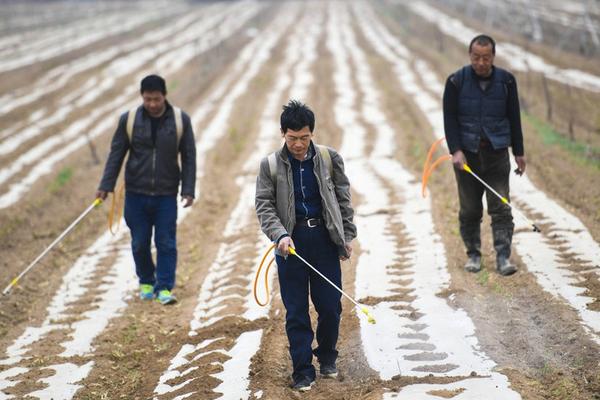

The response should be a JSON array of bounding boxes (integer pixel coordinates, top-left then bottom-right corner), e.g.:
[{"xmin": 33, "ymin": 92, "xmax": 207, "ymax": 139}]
[
  {"xmin": 255, "ymin": 100, "xmax": 357, "ymax": 391},
  {"xmin": 96, "ymin": 74, "xmax": 196, "ymax": 304},
  {"xmin": 443, "ymin": 34, "xmax": 526, "ymax": 276}
]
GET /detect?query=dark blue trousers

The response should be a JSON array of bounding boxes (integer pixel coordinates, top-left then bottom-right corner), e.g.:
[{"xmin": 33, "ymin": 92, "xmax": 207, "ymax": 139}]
[
  {"xmin": 276, "ymin": 224, "xmax": 342, "ymax": 383},
  {"xmin": 124, "ymin": 192, "xmax": 177, "ymax": 292}
]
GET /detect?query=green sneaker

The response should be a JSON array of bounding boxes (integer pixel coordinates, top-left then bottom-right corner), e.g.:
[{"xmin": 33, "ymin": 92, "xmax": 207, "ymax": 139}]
[
  {"xmin": 139, "ymin": 284, "xmax": 154, "ymax": 300},
  {"xmin": 155, "ymin": 289, "xmax": 177, "ymax": 305}
]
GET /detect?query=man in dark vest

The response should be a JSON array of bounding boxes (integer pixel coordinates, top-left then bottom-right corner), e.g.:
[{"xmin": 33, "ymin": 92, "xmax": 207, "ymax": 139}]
[
  {"xmin": 443, "ymin": 34, "xmax": 526, "ymax": 276},
  {"xmin": 96, "ymin": 75, "xmax": 196, "ymax": 304}
]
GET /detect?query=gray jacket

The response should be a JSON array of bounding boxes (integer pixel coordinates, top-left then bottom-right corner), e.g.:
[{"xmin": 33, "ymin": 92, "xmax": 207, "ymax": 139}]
[
  {"xmin": 255, "ymin": 143, "xmax": 357, "ymax": 257},
  {"xmin": 98, "ymin": 102, "xmax": 196, "ymax": 197}
]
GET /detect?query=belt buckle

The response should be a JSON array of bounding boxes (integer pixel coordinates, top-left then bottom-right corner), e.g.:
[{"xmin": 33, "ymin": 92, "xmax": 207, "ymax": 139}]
[{"xmin": 307, "ymin": 218, "xmax": 318, "ymax": 228}]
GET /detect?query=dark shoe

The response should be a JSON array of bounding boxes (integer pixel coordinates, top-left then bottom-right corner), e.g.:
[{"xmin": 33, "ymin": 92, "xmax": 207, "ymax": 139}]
[
  {"xmin": 320, "ymin": 363, "xmax": 338, "ymax": 378},
  {"xmin": 497, "ymin": 257, "xmax": 517, "ymax": 276},
  {"xmin": 464, "ymin": 256, "xmax": 481, "ymax": 273},
  {"xmin": 291, "ymin": 376, "xmax": 314, "ymax": 391}
]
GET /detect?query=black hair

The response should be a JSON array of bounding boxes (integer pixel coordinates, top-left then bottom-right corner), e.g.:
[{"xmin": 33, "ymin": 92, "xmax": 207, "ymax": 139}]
[
  {"xmin": 280, "ymin": 100, "xmax": 315, "ymax": 133},
  {"xmin": 140, "ymin": 74, "xmax": 167, "ymax": 95},
  {"xmin": 469, "ymin": 34, "xmax": 496, "ymax": 54}
]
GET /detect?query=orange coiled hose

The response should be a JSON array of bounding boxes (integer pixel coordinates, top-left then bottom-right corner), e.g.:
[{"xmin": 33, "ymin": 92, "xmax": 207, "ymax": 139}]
[
  {"xmin": 422, "ymin": 138, "xmax": 452, "ymax": 197},
  {"xmin": 108, "ymin": 182, "xmax": 125, "ymax": 234},
  {"xmin": 253, "ymin": 243, "xmax": 276, "ymax": 306}
]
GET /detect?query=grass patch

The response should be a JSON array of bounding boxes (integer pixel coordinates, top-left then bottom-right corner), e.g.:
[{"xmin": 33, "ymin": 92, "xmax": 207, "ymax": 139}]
[
  {"xmin": 493, "ymin": 281, "xmax": 511, "ymax": 298},
  {"xmin": 49, "ymin": 166, "xmax": 73, "ymax": 193},
  {"xmin": 523, "ymin": 113, "xmax": 600, "ymax": 170},
  {"xmin": 540, "ymin": 362, "xmax": 554, "ymax": 377},
  {"xmin": 476, "ymin": 268, "xmax": 489, "ymax": 286},
  {"xmin": 122, "ymin": 318, "xmax": 139, "ymax": 345},
  {"xmin": 549, "ymin": 378, "xmax": 580, "ymax": 399},
  {"xmin": 110, "ymin": 348, "xmax": 125, "ymax": 360}
]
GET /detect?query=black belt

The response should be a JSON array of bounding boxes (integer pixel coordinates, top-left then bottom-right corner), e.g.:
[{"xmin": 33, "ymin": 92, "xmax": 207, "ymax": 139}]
[{"xmin": 296, "ymin": 218, "xmax": 322, "ymax": 228}]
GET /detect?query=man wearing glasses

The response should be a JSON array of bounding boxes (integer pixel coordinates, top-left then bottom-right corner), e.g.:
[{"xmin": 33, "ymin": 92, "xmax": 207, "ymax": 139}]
[
  {"xmin": 443, "ymin": 34, "xmax": 526, "ymax": 276},
  {"xmin": 255, "ymin": 100, "xmax": 356, "ymax": 391}
]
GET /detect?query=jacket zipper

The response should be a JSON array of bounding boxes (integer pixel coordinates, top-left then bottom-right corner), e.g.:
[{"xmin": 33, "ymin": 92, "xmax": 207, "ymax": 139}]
[
  {"xmin": 299, "ymin": 160, "xmax": 309, "ymax": 217},
  {"xmin": 152, "ymin": 148, "xmax": 156, "ymax": 192},
  {"xmin": 286, "ymin": 160, "xmax": 294, "ymax": 221}
]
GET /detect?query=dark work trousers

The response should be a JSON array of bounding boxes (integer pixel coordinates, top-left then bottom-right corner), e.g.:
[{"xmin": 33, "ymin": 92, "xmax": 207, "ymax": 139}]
[
  {"xmin": 453, "ymin": 146, "xmax": 514, "ymax": 260},
  {"xmin": 124, "ymin": 192, "xmax": 178, "ymax": 292},
  {"xmin": 276, "ymin": 224, "xmax": 342, "ymax": 383}
]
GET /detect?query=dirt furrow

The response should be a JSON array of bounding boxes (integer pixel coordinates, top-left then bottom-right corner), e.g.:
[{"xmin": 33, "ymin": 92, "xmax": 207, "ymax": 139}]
[
  {"xmin": 151, "ymin": 5, "xmax": 347, "ymax": 399},
  {"xmin": 355, "ymin": 2, "xmax": 600, "ymax": 398},
  {"xmin": 151, "ymin": 9, "xmax": 298, "ymax": 397},
  {"xmin": 0, "ymin": 3, "xmax": 258, "ymax": 200},
  {"xmin": 363, "ymin": 2, "xmax": 600, "ymax": 345},
  {"xmin": 325, "ymin": 4, "xmax": 521, "ymax": 398},
  {"xmin": 0, "ymin": 4, "xmax": 215, "ymax": 119},
  {"xmin": 0, "ymin": 3, "xmax": 187, "ymax": 75},
  {"xmin": 0, "ymin": 5, "xmax": 280, "ymax": 398},
  {"xmin": 71, "ymin": 5, "xmax": 290, "ymax": 399}
]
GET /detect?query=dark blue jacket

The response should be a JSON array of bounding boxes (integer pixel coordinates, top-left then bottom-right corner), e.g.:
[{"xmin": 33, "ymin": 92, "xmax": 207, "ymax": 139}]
[{"xmin": 443, "ymin": 66, "xmax": 524, "ymax": 156}]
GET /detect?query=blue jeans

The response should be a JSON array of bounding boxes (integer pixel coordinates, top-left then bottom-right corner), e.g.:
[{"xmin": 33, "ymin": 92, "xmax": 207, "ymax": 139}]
[
  {"xmin": 124, "ymin": 192, "xmax": 177, "ymax": 292},
  {"xmin": 276, "ymin": 224, "xmax": 342, "ymax": 383}
]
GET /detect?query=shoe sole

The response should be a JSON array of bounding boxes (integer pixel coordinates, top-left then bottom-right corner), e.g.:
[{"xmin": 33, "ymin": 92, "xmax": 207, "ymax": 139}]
[
  {"xmin": 320, "ymin": 372, "xmax": 338, "ymax": 379},
  {"xmin": 294, "ymin": 382, "xmax": 314, "ymax": 392},
  {"xmin": 156, "ymin": 297, "xmax": 177, "ymax": 305},
  {"xmin": 498, "ymin": 267, "xmax": 517, "ymax": 276}
]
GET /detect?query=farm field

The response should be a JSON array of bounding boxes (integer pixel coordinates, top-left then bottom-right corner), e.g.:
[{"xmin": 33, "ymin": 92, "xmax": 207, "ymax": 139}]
[{"xmin": 0, "ymin": 1, "xmax": 599, "ymax": 399}]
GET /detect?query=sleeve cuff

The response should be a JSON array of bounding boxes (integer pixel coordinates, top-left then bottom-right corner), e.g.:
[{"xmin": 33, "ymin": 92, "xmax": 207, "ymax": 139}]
[{"xmin": 276, "ymin": 233, "xmax": 289, "ymax": 244}]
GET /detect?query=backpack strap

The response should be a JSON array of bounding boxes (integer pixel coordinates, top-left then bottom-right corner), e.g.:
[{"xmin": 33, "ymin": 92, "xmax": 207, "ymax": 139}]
[
  {"xmin": 317, "ymin": 144, "xmax": 332, "ymax": 176},
  {"xmin": 267, "ymin": 152, "xmax": 277, "ymax": 185},
  {"xmin": 173, "ymin": 106, "xmax": 183, "ymax": 148},
  {"xmin": 125, "ymin": 106, "xmax": 184, "ymax": 148},
  {"xmin": 125, "ymin": 107, "xmax": 137, "ymax": 144}
]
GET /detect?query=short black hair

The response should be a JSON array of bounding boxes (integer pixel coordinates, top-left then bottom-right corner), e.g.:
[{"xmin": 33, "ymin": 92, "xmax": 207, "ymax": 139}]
[
  {"xmin": 280, "ymin": 100, "xmax": 315, "ymax": 133},
  {"xmin": 140, "ymin": 74, "xmax": 167, "ymax": 95},
  {"xmin": 469, "ymin": 34, "xmax": 496, "ymax": 54}
]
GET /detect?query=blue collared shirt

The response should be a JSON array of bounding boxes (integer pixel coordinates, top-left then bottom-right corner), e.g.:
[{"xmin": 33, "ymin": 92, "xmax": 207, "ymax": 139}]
[{"xmin": 288, "ymin": 143, "xmax": 322, "ymax": 220}]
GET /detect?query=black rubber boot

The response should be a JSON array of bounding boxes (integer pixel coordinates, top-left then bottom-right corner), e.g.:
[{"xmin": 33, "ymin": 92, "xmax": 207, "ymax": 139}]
[
  {"xmin": 464, "ymin": 255, "xmax": 482, "ymax": 273},
  {"xmin": 461, "ymin": 226, "xmax": 481, "ymax": 272},
  {"xmin": 493, "ymin": 228, "xmax": 517, "ymax": 276},
  {"xmin": 496, "ymin": 257, "xmax": 517, "ymax": 276}
]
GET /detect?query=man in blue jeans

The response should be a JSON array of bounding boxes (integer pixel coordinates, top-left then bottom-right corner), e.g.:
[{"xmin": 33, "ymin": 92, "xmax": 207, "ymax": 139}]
[
  {"xmin": 96, "ymin": 75, "xmax": 196, "ymax": 305},
  {"xmin": 255, "ymin": 100, "xmax": 357, "ymax": 391}
]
